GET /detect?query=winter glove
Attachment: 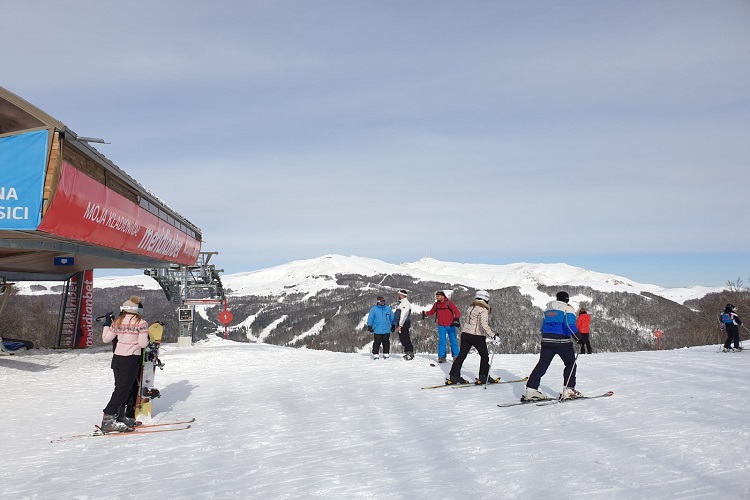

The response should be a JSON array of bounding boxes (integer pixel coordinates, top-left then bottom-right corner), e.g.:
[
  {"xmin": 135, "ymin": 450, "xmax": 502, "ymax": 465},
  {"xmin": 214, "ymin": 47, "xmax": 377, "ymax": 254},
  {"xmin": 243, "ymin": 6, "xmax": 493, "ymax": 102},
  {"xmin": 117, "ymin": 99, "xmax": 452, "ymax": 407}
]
[
  {"xmin": 103, "ymin": 313, "xmax": 114, "ymax": 327},
  {"xmin": 452, "ymin": 319, "xmax": 461, "ymax": 328},
  {"xmin": 492, "ymin": 334, "xmax": 501, "ymax": 346},
  {"xmin": 421, "ymin": 311, "xmax": 427, "ymax": 320},
  {"xmin": 368, "ymin": 325, "xmax": 374, "ymax": 333},
  {"xmin": 390, "ymin": 325, "xmax": 396, "ymax": 333}
]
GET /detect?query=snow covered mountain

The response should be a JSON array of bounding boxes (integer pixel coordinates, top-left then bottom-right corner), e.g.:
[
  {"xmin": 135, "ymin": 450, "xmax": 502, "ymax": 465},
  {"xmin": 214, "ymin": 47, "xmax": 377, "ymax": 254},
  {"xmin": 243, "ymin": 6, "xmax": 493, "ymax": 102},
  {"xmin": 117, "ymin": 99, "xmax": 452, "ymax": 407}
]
[
  {"xmin": 215, "ymin": 254, "xmax": 722, "ymax": 306},
  {"xmin": 15, "ymin": 254, "xmax": 722, "ymax": 306},
  {"xmin": 11, "ymin": 254, "xmax": 729, "ymax": 353}
]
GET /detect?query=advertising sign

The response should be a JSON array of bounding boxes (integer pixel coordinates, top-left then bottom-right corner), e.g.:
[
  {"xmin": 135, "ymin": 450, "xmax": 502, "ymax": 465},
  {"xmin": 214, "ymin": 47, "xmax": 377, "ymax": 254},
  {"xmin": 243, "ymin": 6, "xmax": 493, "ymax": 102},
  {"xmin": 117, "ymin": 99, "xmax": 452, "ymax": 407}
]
[
  {"xmin": 38, "ymin": 162, "xmax": 201, "ymax": 266},
  {"xmin": 0, "ymin": 129, "xmax": 48, "ymax": 229},
  {"xmin": 77, "ymin": 270, "xmax": 95, "ymax": 348}
]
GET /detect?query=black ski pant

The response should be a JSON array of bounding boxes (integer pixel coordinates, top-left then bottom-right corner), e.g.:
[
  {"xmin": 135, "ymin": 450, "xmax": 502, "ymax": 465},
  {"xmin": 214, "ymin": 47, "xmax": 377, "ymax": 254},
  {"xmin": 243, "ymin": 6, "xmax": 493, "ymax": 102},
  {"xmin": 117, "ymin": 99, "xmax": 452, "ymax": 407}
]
[
  {"xmin": 579, "ymin": 333, "xmax": 592, "ymax": 354},
  {"xmin": 372, "ymin": 333, "xmax": 390, "ymax": 355},
  {"xmin": 724, "ymin": 325, "xmax": 741, "ymax": 349},
  {"xmin": 527, "ymin": 341, "xmax": 577, "ymax": 390},
  {"xmin": 398, "ymin": 320, "xmax": 413, "ymax": 353},
  {"xmin": 103, "ymin": 354, "xmax": 142, "ymax": 415},
  {"xmin": 450, "ymin": 333, "xmax": 490, "ymax": 382}
]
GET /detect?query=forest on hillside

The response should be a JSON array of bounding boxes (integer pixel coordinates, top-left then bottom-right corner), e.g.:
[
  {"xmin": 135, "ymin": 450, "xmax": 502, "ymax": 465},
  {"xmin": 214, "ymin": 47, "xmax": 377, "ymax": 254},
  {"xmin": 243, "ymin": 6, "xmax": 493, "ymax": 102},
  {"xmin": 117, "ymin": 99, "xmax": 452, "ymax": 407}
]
[{"xmin": 3, "ymin": 274, "xmax": 748, "ymax": 355}]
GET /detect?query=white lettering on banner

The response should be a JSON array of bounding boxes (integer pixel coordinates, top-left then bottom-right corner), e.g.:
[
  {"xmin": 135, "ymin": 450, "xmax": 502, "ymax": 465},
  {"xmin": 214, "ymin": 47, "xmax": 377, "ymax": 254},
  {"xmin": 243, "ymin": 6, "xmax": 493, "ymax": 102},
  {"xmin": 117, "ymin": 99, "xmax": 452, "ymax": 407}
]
[
  {"xmin": 0, "ymin": 206, "xmax": 29, "ymax": 220},
  {"xmin": 137, "ymin": 227, "xmax": 186, "ymax": 259},
  {"xmin": 0, "ymin": 187, "xmax": 19, "ymax": 200},
  {"xmin": 82, "ymin": 202, "xmax": 140, "ymax": 236},
  {"xmin": 81, "ymin": 277, "xmax": 95, "ymax": 348}
]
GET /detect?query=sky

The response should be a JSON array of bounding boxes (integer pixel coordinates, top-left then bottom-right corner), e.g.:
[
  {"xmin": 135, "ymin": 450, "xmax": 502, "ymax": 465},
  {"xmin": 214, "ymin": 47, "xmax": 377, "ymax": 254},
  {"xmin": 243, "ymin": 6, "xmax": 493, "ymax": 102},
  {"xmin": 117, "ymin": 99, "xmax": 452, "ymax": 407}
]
[
  {"xmin": 3, "ymin": 339, "xmax": 750, "ymax": 498},
  {"xmin": 3, "ymin": 1, "xmax": 749, "ymax": 287}
]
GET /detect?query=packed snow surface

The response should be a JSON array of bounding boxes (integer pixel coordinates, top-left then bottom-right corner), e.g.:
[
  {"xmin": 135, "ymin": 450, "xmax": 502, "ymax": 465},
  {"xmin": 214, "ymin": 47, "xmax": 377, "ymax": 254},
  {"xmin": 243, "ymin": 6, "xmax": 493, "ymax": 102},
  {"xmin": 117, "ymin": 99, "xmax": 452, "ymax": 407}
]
[{"xmin": 2, "ymin": 337, "xmax": 749, "ymax": 499}]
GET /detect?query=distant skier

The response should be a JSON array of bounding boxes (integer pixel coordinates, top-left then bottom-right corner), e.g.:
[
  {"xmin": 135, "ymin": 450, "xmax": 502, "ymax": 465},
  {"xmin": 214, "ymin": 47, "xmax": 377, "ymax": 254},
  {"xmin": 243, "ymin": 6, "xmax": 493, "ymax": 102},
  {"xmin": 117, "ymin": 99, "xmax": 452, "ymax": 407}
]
[
  {"xmin": 448, "ymin": 290, "xmax": 499, "ymax": 385},
  {"xmin": 394, "ymin": 290, "xmax": 414, "ymax": 360},
  {"xmin": 100, "ymin": 296, "xmax": 149, "ymax": 432},
  {"xmin": 422, "ymin": 290, "xmax": 461, "ymax": 363},
  {"xmin": 367, "ymin": 295, "xmax": 394, "ymax": 360},
  {"xmin": 522, "ymin": 291, "xmax": 583, "ymax": 401},
  {"xmin": 720, "ymin": 304, "xmax": 743, "ymax": 352},
  {"xmin": 577, "ymin": 307, "xmax": 592, "ymax": 354}
]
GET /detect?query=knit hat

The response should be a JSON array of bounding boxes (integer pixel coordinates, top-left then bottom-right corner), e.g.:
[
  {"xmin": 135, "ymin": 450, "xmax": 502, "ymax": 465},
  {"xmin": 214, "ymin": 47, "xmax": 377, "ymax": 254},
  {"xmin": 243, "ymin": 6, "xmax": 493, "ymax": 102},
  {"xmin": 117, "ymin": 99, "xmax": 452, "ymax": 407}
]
[
  {"xmin": 376, "ymin": 296, "xmax": 386, "ymax": 303},
  {"xmin": 435, "ymin": 291, "xmax": 446, "ymax": 297},
  {"xmin": 398, "ymin": 289, "xmax": 408, "ymax": 296},
  {"xmin": 556, "ymin": 291, "xmax": 569, "ymax": 303},
  {"xmin": 121, "ymin": 295, "xmax": 142, "ymax": 314},
  {"xmin": 475, "ymin": 290, "xmax": 490, "ymax": 302}
]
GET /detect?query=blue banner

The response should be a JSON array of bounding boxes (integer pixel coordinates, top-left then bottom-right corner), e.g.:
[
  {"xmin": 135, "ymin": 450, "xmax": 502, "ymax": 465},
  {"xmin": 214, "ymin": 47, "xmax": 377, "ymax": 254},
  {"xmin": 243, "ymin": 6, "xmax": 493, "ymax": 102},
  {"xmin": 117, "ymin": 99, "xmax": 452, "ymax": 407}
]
[{"xmin": 0, "ymin": 129, "xmax": 48, "ymax": 229}]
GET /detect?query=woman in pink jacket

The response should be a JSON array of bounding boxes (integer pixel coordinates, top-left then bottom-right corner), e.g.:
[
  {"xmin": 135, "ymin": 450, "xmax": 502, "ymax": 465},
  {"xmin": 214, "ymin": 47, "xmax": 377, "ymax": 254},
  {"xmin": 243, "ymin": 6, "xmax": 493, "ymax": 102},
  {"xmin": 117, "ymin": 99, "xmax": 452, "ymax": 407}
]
[{"xmin": 100, "ymin": 295, "xmax": 149, "ymax": 432}]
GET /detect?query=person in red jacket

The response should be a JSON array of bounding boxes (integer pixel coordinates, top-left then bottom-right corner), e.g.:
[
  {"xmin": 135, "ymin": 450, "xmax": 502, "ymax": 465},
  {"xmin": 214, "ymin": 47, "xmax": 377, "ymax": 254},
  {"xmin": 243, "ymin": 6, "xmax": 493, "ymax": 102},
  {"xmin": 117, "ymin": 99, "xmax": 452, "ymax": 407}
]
[
  {"xmin": 577, "ymin": 307, "xmax": 592, "ymax": 354},
  {"xmin": 422, "ymin": 290, "xmax": 461, "ymax": 362}
]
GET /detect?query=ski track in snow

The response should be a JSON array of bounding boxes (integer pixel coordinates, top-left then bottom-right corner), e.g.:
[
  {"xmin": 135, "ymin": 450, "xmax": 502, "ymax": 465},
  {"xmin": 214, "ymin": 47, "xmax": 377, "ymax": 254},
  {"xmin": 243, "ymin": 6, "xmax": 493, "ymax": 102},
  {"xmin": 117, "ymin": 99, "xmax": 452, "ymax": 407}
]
[{"xmin": 2, "ymin": 340, "xmax": 750, "ymax": 499}]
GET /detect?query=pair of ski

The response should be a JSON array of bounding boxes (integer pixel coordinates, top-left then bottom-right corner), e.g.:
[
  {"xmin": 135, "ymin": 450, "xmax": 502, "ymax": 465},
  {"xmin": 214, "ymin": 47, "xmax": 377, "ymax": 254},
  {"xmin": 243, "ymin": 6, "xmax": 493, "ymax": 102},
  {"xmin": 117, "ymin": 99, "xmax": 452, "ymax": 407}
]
[
  {"xmin": 51, "ymin": 417, "xmax": 195, "ymax": 443},
  {"xmin": 421, "ymin": 376, "xmax": 528, "ymax": 390},
  {"xmin": 497, "ymin": 391, "xmax": 614, "ymax": 408}
]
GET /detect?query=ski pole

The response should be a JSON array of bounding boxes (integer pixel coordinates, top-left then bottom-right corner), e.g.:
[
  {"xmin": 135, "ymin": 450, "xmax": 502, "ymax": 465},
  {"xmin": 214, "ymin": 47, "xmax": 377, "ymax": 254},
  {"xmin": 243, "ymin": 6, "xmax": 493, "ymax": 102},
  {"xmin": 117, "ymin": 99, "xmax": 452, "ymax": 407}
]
[
  {"xmin": 561, "ymin": 312, "xmax": 580, "ymax": 400},
  {"xmin": 484, "ymin": 339, "xmax": 496, "ymax": 390},
  {"xmin": 560, "ymin": 349, "xmax": 580, "ymax": 400}
]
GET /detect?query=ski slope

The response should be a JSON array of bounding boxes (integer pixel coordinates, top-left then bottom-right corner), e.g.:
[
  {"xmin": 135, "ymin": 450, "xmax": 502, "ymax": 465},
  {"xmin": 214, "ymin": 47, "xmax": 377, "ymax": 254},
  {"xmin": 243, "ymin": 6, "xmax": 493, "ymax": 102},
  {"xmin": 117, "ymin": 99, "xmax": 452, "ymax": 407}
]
[{"xmin": 2, "ymin": 338, "xmax": 749, "ymax": 499}]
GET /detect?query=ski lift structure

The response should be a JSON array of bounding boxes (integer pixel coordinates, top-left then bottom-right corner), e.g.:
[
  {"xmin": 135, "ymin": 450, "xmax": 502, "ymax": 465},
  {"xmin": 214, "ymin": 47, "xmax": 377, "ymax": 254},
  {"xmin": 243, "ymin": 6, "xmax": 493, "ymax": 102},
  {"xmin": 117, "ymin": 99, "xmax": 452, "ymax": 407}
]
[{"xmin": 145, "ymin": 251, "xmax": 225, "ymax": 347}]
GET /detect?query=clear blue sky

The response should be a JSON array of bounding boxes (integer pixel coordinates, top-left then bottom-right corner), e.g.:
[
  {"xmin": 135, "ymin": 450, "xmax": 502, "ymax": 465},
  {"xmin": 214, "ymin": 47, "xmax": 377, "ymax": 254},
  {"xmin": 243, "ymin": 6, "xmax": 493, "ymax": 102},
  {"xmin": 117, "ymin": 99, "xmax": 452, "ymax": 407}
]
[{"xmin": 4, "ymin": 1, "xmax": 749, "ymax": 287}]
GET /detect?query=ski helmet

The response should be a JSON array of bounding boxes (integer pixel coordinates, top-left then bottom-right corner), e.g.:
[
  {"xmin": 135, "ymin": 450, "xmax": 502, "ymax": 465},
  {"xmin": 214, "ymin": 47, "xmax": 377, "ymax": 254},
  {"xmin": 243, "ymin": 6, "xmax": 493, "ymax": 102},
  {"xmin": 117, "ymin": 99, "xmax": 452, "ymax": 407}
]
[
  {"xmin": 556, "ymin": 291, "xmax": 570, "ymax": 303},
  {"xmin": 475, "ymin": 290, "xmax": 490, "ymax": 302}
]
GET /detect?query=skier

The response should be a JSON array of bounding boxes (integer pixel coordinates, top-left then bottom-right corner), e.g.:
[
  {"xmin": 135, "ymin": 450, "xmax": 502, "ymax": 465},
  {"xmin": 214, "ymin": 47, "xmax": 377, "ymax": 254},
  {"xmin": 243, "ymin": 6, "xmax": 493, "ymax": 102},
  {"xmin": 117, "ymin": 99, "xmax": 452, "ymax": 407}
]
[
  {"xmin": 577, "ymin": 307, "xmax": 592, "ymax": 354},
  {"xmin": 422, "ymin": 290, "xmax": 461, "ymax": 363},
  {"xmin": 720, "ymin": 304, "xmax": 743, "ymax": 352},
  {"xmin": 394, "ymin": 289, "xmax": 414, "ymax": 360},
  {"xmin": 101, "ymin": 296, "xmax": 149, "ymax": 432},
  {"xmin": 367, "ymin": 295, "xmax": 394, "ymax": 359},
  {"xmin": 448, "ymin": 290, "xmax": 499, "ymax": 385},
  {"xmin": 522, "ymin": 291, "xmax": 583, "ymax": 401}
]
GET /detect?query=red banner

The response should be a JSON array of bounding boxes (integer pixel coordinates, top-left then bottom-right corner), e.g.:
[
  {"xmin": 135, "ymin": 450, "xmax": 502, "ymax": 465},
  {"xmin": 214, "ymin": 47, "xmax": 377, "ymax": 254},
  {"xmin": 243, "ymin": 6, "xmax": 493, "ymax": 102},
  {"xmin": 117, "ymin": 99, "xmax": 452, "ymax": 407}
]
[
  {"xmin": 77, "ymin": 270, "xmax": 94, "ymax": 348},
  {"xmin": 38, "ymin": 162, "xmax": 201, "ymax": 265}
]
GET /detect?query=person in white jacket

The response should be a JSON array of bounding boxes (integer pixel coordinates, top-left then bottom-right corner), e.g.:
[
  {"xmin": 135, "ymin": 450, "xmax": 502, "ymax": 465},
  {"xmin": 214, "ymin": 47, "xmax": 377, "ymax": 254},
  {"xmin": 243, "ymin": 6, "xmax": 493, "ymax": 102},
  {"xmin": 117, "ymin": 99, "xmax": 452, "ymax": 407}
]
[
  {"xmin": 394, "ymin": 290, "xmax": 414, "ymax": 360},
  {"xmin": 447, "ymin": 290, "xmax": 498, "ymax": 385}
]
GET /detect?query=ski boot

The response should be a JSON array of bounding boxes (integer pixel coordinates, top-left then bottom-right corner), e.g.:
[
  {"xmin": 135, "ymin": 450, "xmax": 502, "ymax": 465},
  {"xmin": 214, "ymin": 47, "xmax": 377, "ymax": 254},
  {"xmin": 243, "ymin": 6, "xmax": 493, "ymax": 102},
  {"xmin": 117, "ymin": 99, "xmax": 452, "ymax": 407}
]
[
  {"xmin": 403, "ymin": 352, "xmax": 414, "ymax": 360},
  {"xmin": 521, "ymin": 387, "xmax": 548, "ymax": 402},
  {"xmin": 476, "ymin": 377, "xmax": 500, "ymax": 385},
  {"xmin": 561, "ymin": 387, "xmax": 584, "ymax": 400},
  {"xmin": 446, "ymin": 375, "xmax": 469, "ymax": 385},
  {"xmin": 101, "ymin": 414, "xmax": 132, "ymax": 433}
]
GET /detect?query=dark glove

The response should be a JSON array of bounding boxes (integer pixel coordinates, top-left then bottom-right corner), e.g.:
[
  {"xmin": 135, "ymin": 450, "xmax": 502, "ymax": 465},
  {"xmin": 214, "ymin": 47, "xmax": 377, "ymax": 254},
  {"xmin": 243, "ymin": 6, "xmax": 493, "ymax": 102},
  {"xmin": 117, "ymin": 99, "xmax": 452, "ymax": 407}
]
[
  {"xmin": 390, "ymin": 325, "xmax": 396, "ymax": 333},
  {"xmin": 421, "ymin": 311, "xmax": 427, "ymax": 320},
  {"xmin": 452, "ymin": 319, "xmax": 461, "ymax": 328},
  {"xmin": 103, "ymin": 313, "xmax": 114, "ymax": 327},
  {"xmin": 368, "ymin": 325, "xmax": 373, "ymax": 333},
  {"xmin": 575, "ymin": 335, "xmax": 584, "ymax": 345},
  {"xmin": 492, "ymin": 334, "xmax": 501, "ymax": 346}
]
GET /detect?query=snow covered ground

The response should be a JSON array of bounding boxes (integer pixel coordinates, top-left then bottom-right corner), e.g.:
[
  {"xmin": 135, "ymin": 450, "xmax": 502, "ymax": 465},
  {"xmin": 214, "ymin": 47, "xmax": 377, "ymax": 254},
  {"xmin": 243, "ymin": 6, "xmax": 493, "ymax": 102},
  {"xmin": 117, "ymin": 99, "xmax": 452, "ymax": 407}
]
[{"xmin": 2, "ymin": 337, "xmax": 750, "ymax": 499}]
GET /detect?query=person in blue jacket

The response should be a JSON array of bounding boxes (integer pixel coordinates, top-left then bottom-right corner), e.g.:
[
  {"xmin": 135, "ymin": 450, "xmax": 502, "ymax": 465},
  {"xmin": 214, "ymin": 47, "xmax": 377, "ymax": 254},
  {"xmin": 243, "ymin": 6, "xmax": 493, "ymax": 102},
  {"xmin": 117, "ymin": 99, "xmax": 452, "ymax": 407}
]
[
  {"xmin": 367, "ymin": 295, "xmax": 394, "ymax": 360},
  {"xmin": 522, "ymin": 291, "xmax": 583, "ymax": 401}
]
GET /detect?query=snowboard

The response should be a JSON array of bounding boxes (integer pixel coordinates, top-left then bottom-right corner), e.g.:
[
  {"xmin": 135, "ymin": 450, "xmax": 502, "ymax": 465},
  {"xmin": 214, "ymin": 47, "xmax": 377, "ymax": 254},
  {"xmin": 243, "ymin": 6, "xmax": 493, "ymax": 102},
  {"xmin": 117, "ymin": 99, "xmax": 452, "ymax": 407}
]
[{"xmin": 134, "ymin": 322, "xmax": 165, "ymax": 420}]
